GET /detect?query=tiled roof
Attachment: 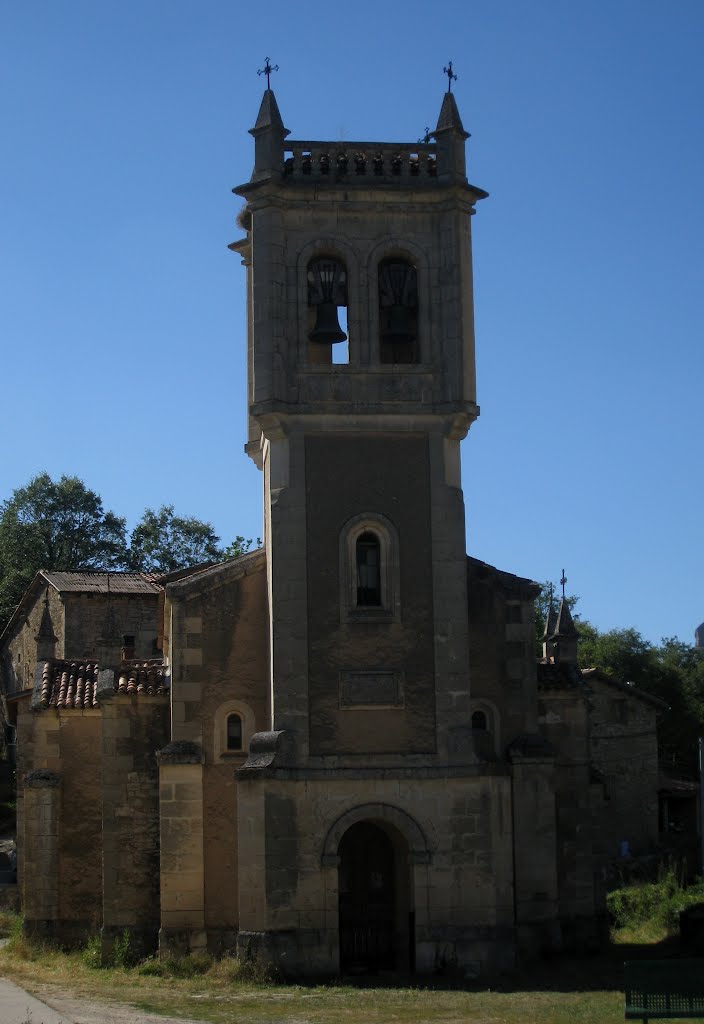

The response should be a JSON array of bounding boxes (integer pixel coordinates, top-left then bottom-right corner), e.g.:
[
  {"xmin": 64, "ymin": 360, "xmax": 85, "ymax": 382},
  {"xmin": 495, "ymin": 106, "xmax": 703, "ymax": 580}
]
[
  {"xmin": 41, "ymin": 571, "xmax": 162, "ymax": 595},
  {"xmin": 40, "ymin": 661, "xmax": 100, "ymax": 709},
  {"xmin": 116, "ymin": 661, "xmax": 168, "ymax": 697},
  {"xmin": 39, "ymin": 659, "xmax": 168, "ymax": 709}
]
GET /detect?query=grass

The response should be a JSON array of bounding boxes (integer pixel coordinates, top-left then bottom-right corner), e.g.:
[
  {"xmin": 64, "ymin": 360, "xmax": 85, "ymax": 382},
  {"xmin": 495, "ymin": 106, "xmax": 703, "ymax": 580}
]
[
  {"xmin": 1, "ymin": 872, "xmax": 702, "ymax": 1024},
  {"xmin": 0, "ymin": 918, "xmax": 627, "ymax": 1024}
]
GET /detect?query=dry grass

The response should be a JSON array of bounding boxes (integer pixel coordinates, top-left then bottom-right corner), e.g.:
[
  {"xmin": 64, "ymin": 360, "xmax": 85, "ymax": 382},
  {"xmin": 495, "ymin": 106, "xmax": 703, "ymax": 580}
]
[{"xmin": 0, "ymin": 924, "xmax": 631, "ymax": 1024}]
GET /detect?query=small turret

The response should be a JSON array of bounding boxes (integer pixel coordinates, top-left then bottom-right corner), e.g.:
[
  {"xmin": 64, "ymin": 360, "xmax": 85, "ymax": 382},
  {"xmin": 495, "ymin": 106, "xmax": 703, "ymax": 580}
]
[
  {"xmin": 543, "ymin": 572, "xmax": 579, "ymax": 665},
  {"xmin": 433, "ymin": 60, "xmax": 469, "ymax": 181},
  {"xmin": 249, "ymin": 59, "xmax": 289, "ymax": 181}
]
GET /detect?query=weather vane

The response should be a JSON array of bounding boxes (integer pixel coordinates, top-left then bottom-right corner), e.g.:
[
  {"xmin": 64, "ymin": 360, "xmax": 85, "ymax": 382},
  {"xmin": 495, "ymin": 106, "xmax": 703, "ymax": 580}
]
[
  {"xmin": 257, "ymin": 57, "xmax": 279, "ymax": 89},
  {"xmin": 560, "ymin": 569, "xmax": 567, "ymax": 599},
  {"xmin": 443, "ymin": 60, "xmax": 457, "ymax": 92}
]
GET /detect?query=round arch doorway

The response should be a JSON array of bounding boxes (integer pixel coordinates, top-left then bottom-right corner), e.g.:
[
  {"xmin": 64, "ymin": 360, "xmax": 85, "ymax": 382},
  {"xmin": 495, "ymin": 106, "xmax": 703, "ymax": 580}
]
[{"xmin": 338, "ymin": 820, "xmax": 413, "ymax": 974}]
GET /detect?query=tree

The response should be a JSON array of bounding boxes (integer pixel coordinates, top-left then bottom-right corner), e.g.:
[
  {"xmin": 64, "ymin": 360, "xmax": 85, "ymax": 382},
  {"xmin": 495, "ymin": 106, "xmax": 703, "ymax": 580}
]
[
  {"xmin": 222, "ymin": 536, "xmax": 257, "ymax": 560},
  {"xmin": 128, "ymin": 505, "xmax": 226, "ymax": 574},
  {"xmin": 0, "ymin": 473, "xmax": 128, "ymax": 630}
]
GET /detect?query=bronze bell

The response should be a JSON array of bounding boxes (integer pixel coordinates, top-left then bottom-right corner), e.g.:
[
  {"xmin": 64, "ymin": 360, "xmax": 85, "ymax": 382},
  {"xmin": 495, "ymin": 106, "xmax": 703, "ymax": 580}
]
[
  {"xmin": 382, "ymin": 302, "xmax": 413, "ymax": 344},
  {"xmin": 309, "ymin": 301, "xmax": 347, "ymax": 345}
]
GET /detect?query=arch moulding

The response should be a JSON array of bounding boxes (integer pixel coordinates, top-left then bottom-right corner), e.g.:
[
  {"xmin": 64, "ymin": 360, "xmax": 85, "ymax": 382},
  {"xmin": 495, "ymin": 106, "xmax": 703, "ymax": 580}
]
[{"xmin": 321, "ymin": 802, "xmax": 431, "ymax": 867}]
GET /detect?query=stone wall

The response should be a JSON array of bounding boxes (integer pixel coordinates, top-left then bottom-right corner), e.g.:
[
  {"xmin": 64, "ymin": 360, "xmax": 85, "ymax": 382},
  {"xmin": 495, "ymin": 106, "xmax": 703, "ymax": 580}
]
[
  {"xmin": 466, "ymin": 560, "xmax": 539, "ymax": 751},
  {"xmin": 64, "ymin": 593, "xmax": 159, "ymax": 661},
  {"xmin": 236, "ymin": 771, "xmax": 515, "ymax": 978},
  {"xmin": 101, "ymin": 694, "xmax": 168, "ymax": 957},
  {"xmin": 163, "ymin": 555, "xmax": 268, "ymax": 952},
  {"xmin": 18, "ymin": 707, "xmax": 103, "ymax": 943},
  {"xmin": 305, "ymin": 435, "xmax": 436, "ymax": 756},
  {"xmin": 2, "ymin": 586, "xmax": 64, "ymax": 695},
  {"xmin": 588, "ymin": 680, "xmax": 659, "ymax": 857}
]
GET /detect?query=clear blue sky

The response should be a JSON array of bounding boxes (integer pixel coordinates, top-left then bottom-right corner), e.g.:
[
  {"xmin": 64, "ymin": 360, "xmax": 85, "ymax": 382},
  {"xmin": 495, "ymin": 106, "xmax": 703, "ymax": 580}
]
[{"xmin": 2, "ymin": 1, "xmax": 703, "ymax": 645}]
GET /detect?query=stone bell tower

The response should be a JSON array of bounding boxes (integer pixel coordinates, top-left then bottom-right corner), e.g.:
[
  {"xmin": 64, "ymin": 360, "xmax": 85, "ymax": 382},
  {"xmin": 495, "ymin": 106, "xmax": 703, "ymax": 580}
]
[
  {"xmin": 232, "ymin": 75, "xmax": 487, "ymax": 767},
  {"xmin": 230, "ymin": 73, "xmax": 516, "ymax": 978}
]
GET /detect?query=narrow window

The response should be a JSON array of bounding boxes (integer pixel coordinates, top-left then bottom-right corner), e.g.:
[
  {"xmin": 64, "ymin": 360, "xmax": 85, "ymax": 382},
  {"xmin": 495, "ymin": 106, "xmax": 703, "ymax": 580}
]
[
  {"xmin": 307, "ymin": 257, "xmax": 349, "ymax": 365},
  {"xmin": 356, "ymin": 532, "xmax": 381, "ymax": 606},
  {"xmin": 226, "ymin": 713, "xmax": 243, "ymax": 751},
  {"xmin": 471, "ymin": 710, "xmax": 488, "ymax": 731},
  {"xmin": 379, "ymin": 259, "xmax": 418, "ymax": 364}
]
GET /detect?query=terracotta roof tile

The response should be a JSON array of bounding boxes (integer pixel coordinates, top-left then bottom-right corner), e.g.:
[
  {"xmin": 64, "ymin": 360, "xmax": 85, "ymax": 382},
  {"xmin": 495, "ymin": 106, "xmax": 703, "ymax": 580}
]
[
  {"xmin": 40, "ymin": 661, "xmax": 100, "ymax": 709},
  {"xmin": 117, "ymin": 661, "xmax": 168, "ymax": 697},
  {"xmin": 39, "ymin": 659, "xmax": 168, "ymax": 708}
]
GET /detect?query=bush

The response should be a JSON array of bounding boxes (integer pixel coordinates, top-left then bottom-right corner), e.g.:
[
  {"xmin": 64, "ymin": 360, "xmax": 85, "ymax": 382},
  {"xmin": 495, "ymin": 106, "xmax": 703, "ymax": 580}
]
[
  {"xmin": 82, "ymin": 934, "xmax": 103, "ymax": 969},
  {"xmin": 608, "ymin": 869, "xmax": 704, "ymax": 937},
  {"xmin": 82, "ymin": 929, "xmax": 138, "ymax": 969}
]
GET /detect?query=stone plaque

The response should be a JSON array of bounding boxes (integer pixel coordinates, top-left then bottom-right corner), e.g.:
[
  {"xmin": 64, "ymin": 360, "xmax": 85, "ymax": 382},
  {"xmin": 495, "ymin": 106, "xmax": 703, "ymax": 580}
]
[{"xmin": 339, "ymin": 671, "xmax": 403, "ymax": 708}]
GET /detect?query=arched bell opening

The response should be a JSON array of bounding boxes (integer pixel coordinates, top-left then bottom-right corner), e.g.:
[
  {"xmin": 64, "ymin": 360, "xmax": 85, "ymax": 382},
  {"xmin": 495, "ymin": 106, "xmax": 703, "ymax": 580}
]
[
  {"xmin": 338, "ymin": 820, "xmax": 414, "ymax": 975},
  {"xmin": 378, "ymin": 259, "xmax": 418, "ymax": 364},
  {"xmin": 307, "ymin": 256, "xmax": 349, "ymax": 365}
]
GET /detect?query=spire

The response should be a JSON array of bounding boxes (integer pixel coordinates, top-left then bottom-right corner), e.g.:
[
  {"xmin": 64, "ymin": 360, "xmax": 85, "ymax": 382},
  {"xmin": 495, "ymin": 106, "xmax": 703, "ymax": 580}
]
[
  {"xmin": 432, "ymin": 62, "xmax": 469, "ymax": 181},
  {"xmin": 252, "ymin": 88, "xmax": 285, "ymax": 133},
  {"xmin": 548, "ymin": 571, "xmax": 578, "ymax": 665},
  {"xmin": 554, "ymin": 597, "xmax": 578, "ymax": 639},
  {"xmin": 249, "ymin": 58, "xmax": 289, "ymax": 182},
  {"xmin": 435, "ymin": 90, "xmax": 468, "ymax": 138}
]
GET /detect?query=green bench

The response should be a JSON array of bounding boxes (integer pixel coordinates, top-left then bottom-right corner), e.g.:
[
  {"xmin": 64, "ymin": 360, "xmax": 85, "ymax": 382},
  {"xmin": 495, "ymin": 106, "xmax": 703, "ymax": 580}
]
[{"xmin": 625, "ymin": 960, "xmax": 704, "ymax": 1021}]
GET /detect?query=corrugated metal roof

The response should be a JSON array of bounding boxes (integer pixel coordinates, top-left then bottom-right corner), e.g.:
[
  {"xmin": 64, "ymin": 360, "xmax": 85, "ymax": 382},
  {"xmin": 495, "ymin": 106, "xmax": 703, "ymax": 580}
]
[{"xmin": 41, "ymin": 571, "xmax": 162, "ymax": 595}]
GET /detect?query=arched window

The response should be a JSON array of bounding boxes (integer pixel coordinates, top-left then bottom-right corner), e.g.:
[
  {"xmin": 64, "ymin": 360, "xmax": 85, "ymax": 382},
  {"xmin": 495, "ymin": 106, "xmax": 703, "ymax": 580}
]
[
  {"xmin": 378, "ymin": 258, "xmax": 418, "ymax": 364},
  {"xmin": 214, "ymin": 700, "xmax": 255, "ymax": 761},
  {"xmin": 307, "ymin": 257, "xmax": 349, "ymax": 365},
  {"xmin": 470, "ymin": 705, "xmax": 498, "ymax": 760},
  {"xmin": 356, "ymin": 532, "xmax": 381, "ymax": 607},
  {"xmin": 340, "ymin": 513, "xmax": 401, "ymax": 622},
  {"xmin": 471, "ymin": 710, "xmax": 488, "ymax": 732},
  {"xmin": 226, "ymin": 713, "xmax": 243, "ymax": 751}
]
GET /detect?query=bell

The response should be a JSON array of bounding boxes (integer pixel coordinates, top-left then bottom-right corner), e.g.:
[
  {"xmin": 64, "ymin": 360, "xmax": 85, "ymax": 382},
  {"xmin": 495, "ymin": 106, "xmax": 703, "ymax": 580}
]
[
  {"xmin": 382, "ymin": 303, "xmax": 413, "ymax": 344},
  {"xmin": 309, "ymin": 301, "xmax": 347, "ymax": 345}
]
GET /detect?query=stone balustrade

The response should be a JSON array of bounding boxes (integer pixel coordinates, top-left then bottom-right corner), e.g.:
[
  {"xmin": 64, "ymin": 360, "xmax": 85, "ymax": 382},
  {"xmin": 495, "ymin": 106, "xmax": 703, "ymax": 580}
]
[{"xmin": 284, "ymin": 140, "xmax": 437, "ymax": 183}]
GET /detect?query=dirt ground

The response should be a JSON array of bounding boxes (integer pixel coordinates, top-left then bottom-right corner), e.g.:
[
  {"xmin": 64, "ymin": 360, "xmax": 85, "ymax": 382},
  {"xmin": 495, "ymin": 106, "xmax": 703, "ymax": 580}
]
[{"xmin": 6, "ymin": 979, "xmax": 204, "ymax": 1024}]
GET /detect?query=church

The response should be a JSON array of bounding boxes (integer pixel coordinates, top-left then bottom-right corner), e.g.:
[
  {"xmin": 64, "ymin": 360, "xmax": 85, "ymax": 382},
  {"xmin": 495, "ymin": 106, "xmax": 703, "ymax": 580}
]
[{"xmin": 0, "ymin": 77, "xmax": 662, "ymax": 978}]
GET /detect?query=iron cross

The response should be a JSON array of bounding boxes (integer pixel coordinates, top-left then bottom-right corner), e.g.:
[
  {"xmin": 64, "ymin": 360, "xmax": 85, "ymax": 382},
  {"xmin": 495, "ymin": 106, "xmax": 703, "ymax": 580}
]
[
  {"xmin": 443, "ymin": 61, "xmax": 457, "ymax": 92},
  {"xmin": 257, "ymin": 57, "xmax": 279, "ymax": 89},
  {"xmin": 560, "ymin": 570, "xmax": 567, "ymax": 599}
]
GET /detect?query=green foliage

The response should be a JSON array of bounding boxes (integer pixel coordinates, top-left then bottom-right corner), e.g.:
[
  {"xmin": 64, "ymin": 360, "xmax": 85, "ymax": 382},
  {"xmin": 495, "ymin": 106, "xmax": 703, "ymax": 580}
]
[
  {"xmin": 608, "ymin": 869, "xmax": 704, "ymax": 938},
  {"xmin": 82, "ymin": 934, "xmax": 103, "ymax": 969},
  {"xmin": 112, "ymin": 928, "xmax": 135, "ymax": 968},
  {"xmin": 222, "ymin": 535, "xmax": 258, "ymax": 560},
  {"xmin": 82, "ymin": 928, "xmax": 137, "ymax": 969},
  {"xmin": 0, "ymin": 473, "xmax": 128, "ymax": 629},
  {"xmin": 128, "ymin": 505, "xmax": 223, "ymax": 573},
  {"xmin": 0, "ymin": 470, "xmax": 259, "ymax": 633}
]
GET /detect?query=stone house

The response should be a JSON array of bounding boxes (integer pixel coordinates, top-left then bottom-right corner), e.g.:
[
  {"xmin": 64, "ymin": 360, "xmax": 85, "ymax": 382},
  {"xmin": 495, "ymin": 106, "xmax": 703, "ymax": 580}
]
[{"xmin": 0, "ymin": 81, "xmax": 664, "ymax": 978}]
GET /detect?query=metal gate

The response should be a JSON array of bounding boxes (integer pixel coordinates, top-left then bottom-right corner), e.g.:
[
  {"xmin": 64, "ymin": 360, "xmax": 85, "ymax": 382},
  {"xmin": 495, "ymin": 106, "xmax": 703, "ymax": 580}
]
[{"xmin": 338, "ymin": 821, "xmax": 395, "ymax": 973}]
